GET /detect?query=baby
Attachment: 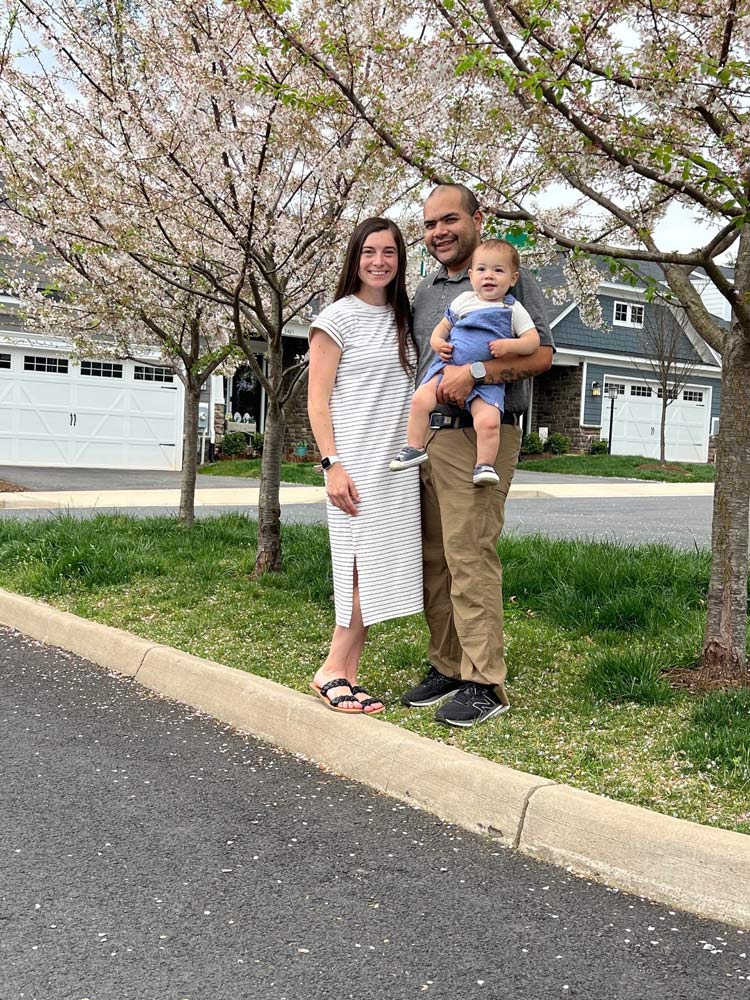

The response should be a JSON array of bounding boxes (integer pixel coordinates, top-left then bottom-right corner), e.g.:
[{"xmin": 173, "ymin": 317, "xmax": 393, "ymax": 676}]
[{"xmin": 390, "ymin": 238, "xmax": 540, "ymax": 485}]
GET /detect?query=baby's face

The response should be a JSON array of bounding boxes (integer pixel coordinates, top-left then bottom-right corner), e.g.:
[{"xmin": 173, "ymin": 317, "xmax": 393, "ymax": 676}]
[{"xmin": 468, "ymin": 248, "xmax": 519, "ymax": 301}]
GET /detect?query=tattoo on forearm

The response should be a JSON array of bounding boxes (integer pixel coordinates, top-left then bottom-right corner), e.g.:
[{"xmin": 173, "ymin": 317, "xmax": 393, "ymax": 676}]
[{"xmin": 485, "ymin": 368, "xmax": 538, "ymax": 385}]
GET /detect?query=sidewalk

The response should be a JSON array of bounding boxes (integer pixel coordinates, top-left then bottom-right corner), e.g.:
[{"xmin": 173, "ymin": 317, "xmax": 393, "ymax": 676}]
[
  {"xmin": 0, "ymin": 484, "xmax": 328, "ymax": 509},
  {"xmin": 0, "ymin": 479, "xmax": 714, "ymax": 509}
]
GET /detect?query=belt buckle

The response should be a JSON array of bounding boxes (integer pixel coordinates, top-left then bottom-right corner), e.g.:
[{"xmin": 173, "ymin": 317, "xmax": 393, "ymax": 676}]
[{"xmin": 429, "ymin": 412, "xmax": 449, "ymax": 430}]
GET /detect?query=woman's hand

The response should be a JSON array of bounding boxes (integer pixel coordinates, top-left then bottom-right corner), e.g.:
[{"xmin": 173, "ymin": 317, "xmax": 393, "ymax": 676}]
[{"xmin": 325, "ymin": 463, "xmax": 361, "ymax": 516}]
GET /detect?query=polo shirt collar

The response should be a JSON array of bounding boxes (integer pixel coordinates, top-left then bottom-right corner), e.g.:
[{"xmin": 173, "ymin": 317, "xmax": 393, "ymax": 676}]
[{"xmin": 430, "ymin": 264, "xmax": 470, "ymax": 285}]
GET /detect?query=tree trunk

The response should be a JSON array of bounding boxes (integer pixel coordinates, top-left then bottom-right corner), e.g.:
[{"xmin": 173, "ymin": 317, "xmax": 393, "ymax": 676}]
[
  {"xmin": 699, "ymin": 333, "xmax": 750, "ymax": 684},
  {"xmin": 254, "ymin": 400, "xmax": 285, "ymax": 575},
  {"xmin": 180, "ymin": 382, "xmax": 201, "ymax": 527}
]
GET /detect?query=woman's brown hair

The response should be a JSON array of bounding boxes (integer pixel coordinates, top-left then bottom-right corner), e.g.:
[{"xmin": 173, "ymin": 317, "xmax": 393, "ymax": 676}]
[{"xmin": 334, "ymin": 217, "xmax": 415, "ymax": 375}]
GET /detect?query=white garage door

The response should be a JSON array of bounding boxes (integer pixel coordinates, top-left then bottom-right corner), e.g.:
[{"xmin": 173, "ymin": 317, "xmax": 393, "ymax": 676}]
[
  {"xmin": 602, "ymin": 378, "xmax": 711, "ymax": 463},
  {"xmin": 0, "ymin": 348, "xmax": 184, "ymax": 470}
]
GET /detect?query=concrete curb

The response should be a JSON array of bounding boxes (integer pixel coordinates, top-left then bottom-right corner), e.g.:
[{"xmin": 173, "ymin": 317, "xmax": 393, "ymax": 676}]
[{"xmin": 1, "ymin": 586, "xmax": 748, "ymax": 928}]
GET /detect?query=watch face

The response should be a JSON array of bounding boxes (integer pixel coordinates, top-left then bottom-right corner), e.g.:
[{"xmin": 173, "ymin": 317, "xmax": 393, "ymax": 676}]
[
  {"xmin": 321, "ymin": 457, "xmax": 331, "ymax": 469},
  {"xmin": 471, "ymin": 362, "xmax": 486, "ymax": 379}
]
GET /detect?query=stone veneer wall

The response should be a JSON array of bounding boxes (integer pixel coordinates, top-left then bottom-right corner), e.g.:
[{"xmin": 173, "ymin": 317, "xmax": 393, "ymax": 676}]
[
  {"xmin": 530, "ymin": 365, "xmax": 598, "ymax": 453},
  {"xmin": 213, "ymin": 403, "xmax": 226, "ymax": 444},
  {"xmin": 283, "ymin": 390, "xmax": 319, "ymax": 460}
]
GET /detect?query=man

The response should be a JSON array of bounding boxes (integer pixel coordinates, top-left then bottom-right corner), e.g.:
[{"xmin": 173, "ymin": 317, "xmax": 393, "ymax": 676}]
[{"xmin": 401, "ymin": 183, "xmax": 554, "ymax": 726}]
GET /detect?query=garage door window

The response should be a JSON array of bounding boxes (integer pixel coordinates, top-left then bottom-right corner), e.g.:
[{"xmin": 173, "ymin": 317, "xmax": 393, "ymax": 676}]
[
  {"xmin": 0, "ymin": 353, "xmax": 10, "ymax": 369},
  {"xmin": 630, "ymin": 384, "xmax": 652, "ymax": 397},
  {"xmin": 24, "ymin": 355, "xmax": 69, "ymax": 374},
  {"xmin": 134, "ymin": 364, "xmax": 174, "ymax": 383},
  {"xmin": 81, "ymin": 360, "xmax": 123, "ymax": 378},
  {"xmin": 683, "ymin": 389, "xmax": 704, "ymax": 403}
]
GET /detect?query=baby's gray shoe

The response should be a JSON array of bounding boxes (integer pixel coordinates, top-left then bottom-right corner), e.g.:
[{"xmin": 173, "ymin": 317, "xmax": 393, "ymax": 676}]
[
  {"xmin": 472, "ymin": 464, "xmax": 499, "ymax": 485},
  {"xmin": 390, "ymin": 446, "xmax": 429, "ymax": 471}
]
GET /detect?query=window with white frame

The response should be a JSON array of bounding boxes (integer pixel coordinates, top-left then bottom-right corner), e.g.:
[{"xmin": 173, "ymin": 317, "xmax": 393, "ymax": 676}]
[
  {"xmin": 604, "ymin": 381, "xmax": 626, "ymax": 395},
  {"xmin": 134, "ymin": 364, "xmax": 174, "ymax": 383},
  {"xmin": 0, "ymin": 353, "xmax": 10, "ymax": 369},
  {"xmin": 24, "ymin": 355, "xmax": 69, "ymax": 374},
  {"xmin": 81, "ymin": 360, "xmax": 123, "ymax": 378},
  {"xmin": 657, "ymin": 386, "xmax": 679, "ymax": 400},
  {"xmin": 683, "ymin": 389, "xmax": 704, "ymax": 403},
  {"xmin": 630, "ymin": 384, "xmax": 652, "ymax": 397},
  {"xmin": 613, "ymin": 301, "xmax": 645, "ymax": 327}
]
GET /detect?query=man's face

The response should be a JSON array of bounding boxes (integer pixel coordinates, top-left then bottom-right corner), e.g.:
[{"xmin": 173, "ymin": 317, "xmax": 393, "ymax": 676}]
[{"xmin": 423, "ymin": 189, "xmax": 482, "ymax": 274}]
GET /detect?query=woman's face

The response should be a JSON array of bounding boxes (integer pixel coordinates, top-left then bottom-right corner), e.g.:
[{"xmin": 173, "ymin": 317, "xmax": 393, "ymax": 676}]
[{"xmin": 357, "ymin": 229, "xmax": 399, "ymax": 293}]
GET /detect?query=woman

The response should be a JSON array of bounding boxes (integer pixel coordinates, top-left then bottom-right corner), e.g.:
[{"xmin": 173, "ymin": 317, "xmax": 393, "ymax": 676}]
[{"xmin": 308, "ymin": 218, "xmax": 422, "ymax": 714}]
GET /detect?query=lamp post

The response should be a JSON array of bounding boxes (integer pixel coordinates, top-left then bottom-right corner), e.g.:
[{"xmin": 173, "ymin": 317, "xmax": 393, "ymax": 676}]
[{"xmin": 607, "ymin": 382, "xmax": 619, "ymax": 454}]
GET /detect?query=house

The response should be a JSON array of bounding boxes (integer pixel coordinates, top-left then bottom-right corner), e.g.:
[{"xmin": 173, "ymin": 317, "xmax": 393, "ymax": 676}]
[
  {"xmin": 527, "ymin": 261, "xmax": 724, "ymax": 462},
  {"xmin": 0, "ymin": 250, "xmax": 314, "ymax": 469}
]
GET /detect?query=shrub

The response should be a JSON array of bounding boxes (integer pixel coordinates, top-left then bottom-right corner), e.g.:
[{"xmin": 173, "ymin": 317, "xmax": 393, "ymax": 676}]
[
  {"xmin": 543, "ymin": 431, "xmax": 571, "ymax": 455},
  {"xmin": 588, "ymin": 438, "xmax": 609, "ymax": 455},
  {"xmin": 251, "ymin": 431, "xmax": 265, "ymax": 454},
  {"xmin": 583, "ymin": 648, "xmax": 674, "ymax": 705},
  {"xmin": 522, "ymin": 431, "xmax": 544, "ymax": 454},
  {"xmin": 220, "ymin": 431, "xmax": 248, "ymax": 457}
]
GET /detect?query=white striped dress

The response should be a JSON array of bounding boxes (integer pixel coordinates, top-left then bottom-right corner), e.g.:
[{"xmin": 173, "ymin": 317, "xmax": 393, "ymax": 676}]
[{"xmin": 310, "ymin": 295, "xmax": 423, "ymax": 627}]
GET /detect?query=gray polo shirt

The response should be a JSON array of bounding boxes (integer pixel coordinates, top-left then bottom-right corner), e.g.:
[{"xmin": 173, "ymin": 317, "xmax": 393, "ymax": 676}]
[{"xmin": 412, "ymin": 264, "xmax": 555, "ymax": 414}]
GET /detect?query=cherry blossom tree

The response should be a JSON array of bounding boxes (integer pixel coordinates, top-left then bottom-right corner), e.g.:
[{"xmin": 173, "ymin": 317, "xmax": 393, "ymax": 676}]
[
  {"xmin": 3, "ymin": 250, "xmax": 237, "ymax": 526},
  {"xmin": 254, "ymin": 0, "xmax": 750, "ymax": 682},
  {"xmin": 1, "ymin": 0, "xmax": 418, "ymax": 570}
]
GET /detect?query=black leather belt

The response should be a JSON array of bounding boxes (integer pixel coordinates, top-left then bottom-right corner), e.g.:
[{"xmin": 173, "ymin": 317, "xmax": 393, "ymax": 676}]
[{"xmin": 428, "ymin": 409, "xmax": 520, "ymax": 430}]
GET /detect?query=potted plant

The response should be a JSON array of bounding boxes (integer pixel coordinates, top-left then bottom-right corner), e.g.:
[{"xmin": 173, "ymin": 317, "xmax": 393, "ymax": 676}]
[{"xmin": 293, "ymin": 439, "xmax": 309, "ymax": 459}]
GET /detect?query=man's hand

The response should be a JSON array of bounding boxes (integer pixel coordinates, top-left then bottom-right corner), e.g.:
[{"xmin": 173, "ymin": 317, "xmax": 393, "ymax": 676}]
[{"xmin": 436, "ymin": 364, "xmax": 473, "ymax": 407}]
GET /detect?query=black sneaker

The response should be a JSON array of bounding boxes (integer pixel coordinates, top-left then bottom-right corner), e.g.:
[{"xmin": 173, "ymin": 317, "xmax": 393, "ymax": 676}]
[
  {"xmin": 400, "ymin": 665, "xmax": 463, "ymax": 707},
  {"xmin": 434, "ymin": 683, "xmax": 510, "ymax": 727}
]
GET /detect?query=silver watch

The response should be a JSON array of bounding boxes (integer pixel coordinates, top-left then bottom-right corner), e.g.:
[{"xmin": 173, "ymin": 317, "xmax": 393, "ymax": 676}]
[{"xmin": 470, "ymin": 361, "xmax": 487, "ymax": 385}]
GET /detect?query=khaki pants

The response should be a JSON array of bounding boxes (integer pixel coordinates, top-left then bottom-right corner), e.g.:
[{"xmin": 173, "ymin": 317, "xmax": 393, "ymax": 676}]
[{"xmin": 420, "ymin": 423, "xmax": 522, "ymax": 704}]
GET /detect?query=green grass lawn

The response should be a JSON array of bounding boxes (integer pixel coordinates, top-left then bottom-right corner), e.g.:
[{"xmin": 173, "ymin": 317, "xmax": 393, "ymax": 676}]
[
  {"xmin": 202, "ymin": 453, "xmax": 715, "ymax": 485},
  {"xmin": 200, "ymin": 459, "xmax": 323, "ymax": 485},
  {"xmin": 0, "ymin": 514, "xmax": 747, "ymax": 834},
  {"xmin": 516, "ymin": 453, "xmax": 716, "ymax": 482}
]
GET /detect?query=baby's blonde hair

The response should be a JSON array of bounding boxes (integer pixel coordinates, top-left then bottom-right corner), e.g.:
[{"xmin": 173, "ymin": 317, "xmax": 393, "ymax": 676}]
[{"xmin": 471, "ymin": 238, "xmax": 520, "ymax": 272}]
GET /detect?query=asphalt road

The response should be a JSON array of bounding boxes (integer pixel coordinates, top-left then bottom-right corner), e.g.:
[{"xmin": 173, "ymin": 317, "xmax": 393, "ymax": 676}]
[
  {"xmin": 1, "ymin": 627, "xmax": 747, "ymax": 1000},
  {"xmin": 0, "ymin": 464, "xmax": 714, "ymax": 549}
]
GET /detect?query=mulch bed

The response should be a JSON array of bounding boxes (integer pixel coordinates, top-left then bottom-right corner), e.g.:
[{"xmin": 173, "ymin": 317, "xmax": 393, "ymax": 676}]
[
  {"xmin": 0, "ymin": 479, "xmax": 27, "ymax": 492},
  {"xmin": 665, "ymin": 666, "xmax": 750, "ymax": 695}
]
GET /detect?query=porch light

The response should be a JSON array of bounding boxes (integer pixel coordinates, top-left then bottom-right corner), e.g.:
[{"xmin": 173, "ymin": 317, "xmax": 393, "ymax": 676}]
[{"xmin": 591, "ymin": 380, "xmax": 601, "ymax": 397}]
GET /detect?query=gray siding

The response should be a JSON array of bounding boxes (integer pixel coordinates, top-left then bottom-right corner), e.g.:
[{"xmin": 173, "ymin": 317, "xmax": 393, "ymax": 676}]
[
  {"xmin": 583, "ymin": 361, "xmax": 721, "ymax": 427},
  {"xmin": 553, "ymin": 296, "xmax": 711, "ymax": 365}
]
